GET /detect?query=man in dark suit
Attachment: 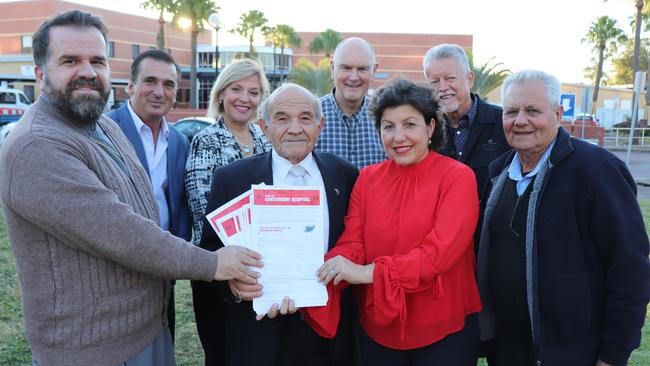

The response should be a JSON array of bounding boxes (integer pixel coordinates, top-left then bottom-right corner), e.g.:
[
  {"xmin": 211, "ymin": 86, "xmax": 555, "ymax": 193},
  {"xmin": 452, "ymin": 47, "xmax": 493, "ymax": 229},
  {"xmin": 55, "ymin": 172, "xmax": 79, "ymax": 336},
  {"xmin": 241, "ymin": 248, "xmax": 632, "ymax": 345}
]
[
  {"xmin": 105, "ymin": 50, "xmax": 191, "ymax": 341},
  {"xmin": 423, "ymin": 44, "xmax": 509, "ymax": 195},
  {"xmin": 196, "ymin": 83, "xmax": 359, "ymax": 366}
]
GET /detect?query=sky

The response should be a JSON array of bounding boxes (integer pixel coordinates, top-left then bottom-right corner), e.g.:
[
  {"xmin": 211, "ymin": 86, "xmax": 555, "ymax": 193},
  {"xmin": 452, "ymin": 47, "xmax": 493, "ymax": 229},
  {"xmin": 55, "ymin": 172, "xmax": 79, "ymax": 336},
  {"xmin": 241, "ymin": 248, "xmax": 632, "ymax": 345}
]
[{"xmin": 9, "ymin": 0, "xmax": 647, "ymax": 84}]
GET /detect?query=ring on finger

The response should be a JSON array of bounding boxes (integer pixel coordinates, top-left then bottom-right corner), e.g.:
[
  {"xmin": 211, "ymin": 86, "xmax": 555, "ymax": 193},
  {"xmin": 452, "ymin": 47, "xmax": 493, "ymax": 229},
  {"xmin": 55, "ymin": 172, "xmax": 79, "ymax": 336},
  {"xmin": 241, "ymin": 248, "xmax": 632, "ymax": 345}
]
[{"xmin": 330, "ymin": 268, "xmax": 336, "ymax": 275}]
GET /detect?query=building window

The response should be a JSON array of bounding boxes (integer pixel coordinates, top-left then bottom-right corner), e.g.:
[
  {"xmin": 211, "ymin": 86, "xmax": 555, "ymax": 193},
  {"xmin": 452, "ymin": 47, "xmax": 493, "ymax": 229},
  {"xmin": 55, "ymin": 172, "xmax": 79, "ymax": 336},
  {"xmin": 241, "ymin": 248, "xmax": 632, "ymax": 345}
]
[
  {"xmin": 132, "ymin": 44, "xmax": 140, "ymax": 59},
  {"xmin": 198, "ymin": 51, "xmax": 213, "ymax": 68},
  {"xmin": 21, "ymin": 35, "xmax": 32, "ymax": 54},
  {"xmin": 108, "ymin": 41, "xmax": 115, "ymax": 58},
  {"xmin": 198, "ymin": 78, "xmax": 214, "ymax": 109}
]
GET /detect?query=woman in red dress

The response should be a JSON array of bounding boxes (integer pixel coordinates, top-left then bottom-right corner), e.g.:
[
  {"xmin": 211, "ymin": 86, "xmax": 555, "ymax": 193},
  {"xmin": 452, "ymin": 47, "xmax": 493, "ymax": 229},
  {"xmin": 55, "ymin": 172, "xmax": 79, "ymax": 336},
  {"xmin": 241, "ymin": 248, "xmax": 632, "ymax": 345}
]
[{"xmin": 305, "ymin": 78, "xmax": 482, "ymax": 366}]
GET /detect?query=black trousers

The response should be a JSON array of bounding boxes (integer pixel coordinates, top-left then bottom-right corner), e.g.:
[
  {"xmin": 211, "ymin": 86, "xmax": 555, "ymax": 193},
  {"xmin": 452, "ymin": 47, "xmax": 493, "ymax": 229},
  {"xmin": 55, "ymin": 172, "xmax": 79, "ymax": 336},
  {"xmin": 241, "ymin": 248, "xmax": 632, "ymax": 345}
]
[{"xmin": 357, "ymin": 314, "xmax": 479, "ymax": 366}]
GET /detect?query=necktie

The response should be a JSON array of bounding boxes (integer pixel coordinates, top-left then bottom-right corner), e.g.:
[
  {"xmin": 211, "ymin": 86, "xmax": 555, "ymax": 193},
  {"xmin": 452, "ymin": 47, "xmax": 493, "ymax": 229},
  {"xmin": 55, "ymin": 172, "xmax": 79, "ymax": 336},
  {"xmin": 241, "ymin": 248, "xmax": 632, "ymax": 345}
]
[{"xmin": 288, "ymin": 165, "xmax": 307, "ymax": 186}]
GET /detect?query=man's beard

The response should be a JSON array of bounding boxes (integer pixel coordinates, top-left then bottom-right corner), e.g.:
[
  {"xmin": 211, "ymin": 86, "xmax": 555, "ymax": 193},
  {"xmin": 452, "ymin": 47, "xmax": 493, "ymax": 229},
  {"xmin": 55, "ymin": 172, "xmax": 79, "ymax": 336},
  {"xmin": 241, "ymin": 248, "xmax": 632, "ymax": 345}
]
[{"xmin": 44, "ymin": 77, "xmax": 109, "ymax": 125}]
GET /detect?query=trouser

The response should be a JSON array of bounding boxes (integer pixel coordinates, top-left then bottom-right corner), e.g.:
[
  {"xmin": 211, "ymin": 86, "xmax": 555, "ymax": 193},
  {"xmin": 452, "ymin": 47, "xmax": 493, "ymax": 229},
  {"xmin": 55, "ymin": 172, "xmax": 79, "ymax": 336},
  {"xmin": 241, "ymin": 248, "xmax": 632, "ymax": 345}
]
[{"xmin": 357, "ymin": 313, "xmax": 479, "ymax": 366}]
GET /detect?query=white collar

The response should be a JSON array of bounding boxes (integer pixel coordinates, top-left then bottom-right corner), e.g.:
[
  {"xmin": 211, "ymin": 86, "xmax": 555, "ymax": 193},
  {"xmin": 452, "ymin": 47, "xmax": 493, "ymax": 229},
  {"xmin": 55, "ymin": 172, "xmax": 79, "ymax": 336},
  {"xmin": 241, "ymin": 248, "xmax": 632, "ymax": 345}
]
[
  {"xmin": 127, "ymin": 101, "xmax": 169, "ymax": 139},
  {"xmin": 271, "ymin": 149, "xmax": 318, "ymax": 179}
]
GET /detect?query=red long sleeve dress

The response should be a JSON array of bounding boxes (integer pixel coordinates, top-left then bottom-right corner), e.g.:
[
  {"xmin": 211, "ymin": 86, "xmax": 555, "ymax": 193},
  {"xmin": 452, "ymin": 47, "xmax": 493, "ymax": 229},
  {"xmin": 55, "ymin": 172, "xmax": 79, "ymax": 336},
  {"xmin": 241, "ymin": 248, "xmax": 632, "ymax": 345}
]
[{"xmin": 304, "ymin": 151, "xmax": 482, "ymax": 350}]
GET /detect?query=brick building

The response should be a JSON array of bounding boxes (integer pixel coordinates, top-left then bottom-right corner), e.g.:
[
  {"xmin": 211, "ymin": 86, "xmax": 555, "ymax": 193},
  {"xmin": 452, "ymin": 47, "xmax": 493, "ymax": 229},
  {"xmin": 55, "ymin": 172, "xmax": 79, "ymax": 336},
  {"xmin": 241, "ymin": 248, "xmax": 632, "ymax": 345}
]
[
  {"xmin": 0, "ymin": 0, "xmax": 210, "ymax": 108},
  {"xmin": 294, "ymin": 32, "xmax": 473, "ymax": 91}
]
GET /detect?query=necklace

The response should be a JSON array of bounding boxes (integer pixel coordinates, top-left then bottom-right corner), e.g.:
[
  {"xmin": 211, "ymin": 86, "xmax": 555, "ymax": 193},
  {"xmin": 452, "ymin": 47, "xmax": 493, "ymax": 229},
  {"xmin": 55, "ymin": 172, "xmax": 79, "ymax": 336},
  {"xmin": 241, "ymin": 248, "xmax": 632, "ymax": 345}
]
[{"xmin": 232, "ymin": 134, "xmax": 252, "ymax": 154}]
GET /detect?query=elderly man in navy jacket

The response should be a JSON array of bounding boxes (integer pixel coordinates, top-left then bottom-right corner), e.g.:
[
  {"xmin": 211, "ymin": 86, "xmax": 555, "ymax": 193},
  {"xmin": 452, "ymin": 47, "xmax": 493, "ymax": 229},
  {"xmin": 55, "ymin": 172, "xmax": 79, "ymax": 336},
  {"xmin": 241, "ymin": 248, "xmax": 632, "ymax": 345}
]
[
  {"xmin": 106, "ymin": 50, "xmax": 191, "ymax": 341},
  {"xmin": 477, "ymin": 69, "xmax": 649, "ymax": 366},
  {"xmin": 197, "ymin": 83, "xmax": 359, "ymax": 366}
]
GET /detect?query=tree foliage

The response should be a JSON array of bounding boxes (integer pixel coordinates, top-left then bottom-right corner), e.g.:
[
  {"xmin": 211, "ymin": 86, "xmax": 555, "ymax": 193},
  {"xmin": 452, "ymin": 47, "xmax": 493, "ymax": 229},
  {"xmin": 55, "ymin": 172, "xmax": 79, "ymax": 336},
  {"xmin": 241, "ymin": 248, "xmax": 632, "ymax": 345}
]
[
  {"xmin": 611, "ymin": 39, "xmax": 649, "ymax": 84},
  {"xmin": 173, "ymin": 0, "xmax": 219, "ymax": 108},
  {"xmin": 308, "ymin": 29, "xmax": 342, "ymax": 59},
  {"xmin": 467, "ymin": 51, "xmax": 511, "ymax": 97},
  {"xmin": 288, "ymin": 58, "xmax": 333, "ymax": 97},
  {"xmin": 582, "ymin": 16, "xmax": 627, "ymax": 113},
  {"xmin": 141, "ymin": 0, "xmax": 177, "ymax": 50},
  {"xmin": 231, "ymin": 10, "xmax": 268, "ymax": 56}
]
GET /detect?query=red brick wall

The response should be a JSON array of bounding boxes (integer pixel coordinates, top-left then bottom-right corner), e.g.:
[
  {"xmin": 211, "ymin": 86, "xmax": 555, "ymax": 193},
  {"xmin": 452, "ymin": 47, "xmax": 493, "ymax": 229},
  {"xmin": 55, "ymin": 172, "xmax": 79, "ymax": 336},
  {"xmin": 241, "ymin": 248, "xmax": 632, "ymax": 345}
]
[{"xmin": 294, "ymin": 32, "xmax": 473, "ymax": 90}]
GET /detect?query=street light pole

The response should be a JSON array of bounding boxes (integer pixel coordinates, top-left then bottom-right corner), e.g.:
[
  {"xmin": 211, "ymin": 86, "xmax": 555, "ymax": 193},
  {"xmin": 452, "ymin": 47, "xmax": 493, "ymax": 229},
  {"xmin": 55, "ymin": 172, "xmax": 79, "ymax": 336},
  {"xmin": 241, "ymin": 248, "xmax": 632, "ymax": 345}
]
[{"xmin": 208, "ymin": 14, "xmax": 221, "ymax": 81}]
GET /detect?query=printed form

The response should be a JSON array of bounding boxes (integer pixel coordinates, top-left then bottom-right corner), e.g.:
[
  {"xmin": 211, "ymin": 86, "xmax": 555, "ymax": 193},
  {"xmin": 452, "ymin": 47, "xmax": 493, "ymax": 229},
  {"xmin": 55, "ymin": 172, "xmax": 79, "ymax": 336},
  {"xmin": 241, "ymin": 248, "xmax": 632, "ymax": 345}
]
[{"xmin": 250, "ymin": 185, "xmax": 328, "ymax": 315}]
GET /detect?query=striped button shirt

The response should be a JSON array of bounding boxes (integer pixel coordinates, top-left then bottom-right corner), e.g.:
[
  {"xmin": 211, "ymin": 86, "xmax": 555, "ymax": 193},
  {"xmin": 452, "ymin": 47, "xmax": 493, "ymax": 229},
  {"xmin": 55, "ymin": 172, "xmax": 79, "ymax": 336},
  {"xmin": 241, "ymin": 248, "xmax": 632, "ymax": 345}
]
[{"xmin": 316, "ymin": 92, "xmax": 386, "ymax": 169}]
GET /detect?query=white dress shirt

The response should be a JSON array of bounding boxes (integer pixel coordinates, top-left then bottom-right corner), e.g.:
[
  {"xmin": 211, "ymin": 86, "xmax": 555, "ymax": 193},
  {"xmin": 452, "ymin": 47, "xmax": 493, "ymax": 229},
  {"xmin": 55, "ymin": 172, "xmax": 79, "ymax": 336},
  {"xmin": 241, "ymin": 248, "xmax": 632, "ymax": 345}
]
[
  {"xmin": 127, "ymin": 101, "xmax": 170, "ymax": 230},
  {"xmin": 271, "ymin": 150, "xmax": 330, "ymax": 252}
]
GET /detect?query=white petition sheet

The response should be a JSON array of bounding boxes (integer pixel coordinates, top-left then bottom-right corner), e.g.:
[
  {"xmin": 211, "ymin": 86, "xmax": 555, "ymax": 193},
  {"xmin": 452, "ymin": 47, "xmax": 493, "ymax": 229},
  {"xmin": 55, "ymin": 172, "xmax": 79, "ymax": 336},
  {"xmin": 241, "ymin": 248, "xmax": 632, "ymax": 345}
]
[{"xmin": 250, "ymin": 185, "xmax": 328, "ymax": 315}]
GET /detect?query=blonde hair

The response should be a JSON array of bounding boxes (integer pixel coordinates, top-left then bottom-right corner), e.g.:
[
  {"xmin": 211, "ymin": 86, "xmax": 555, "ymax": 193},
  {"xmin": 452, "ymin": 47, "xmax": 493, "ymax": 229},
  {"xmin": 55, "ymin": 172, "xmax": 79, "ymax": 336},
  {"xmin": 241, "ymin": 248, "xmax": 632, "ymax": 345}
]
[{"xmin": 206, "ymin": 58, "xmax": 271, "ymax": 119}]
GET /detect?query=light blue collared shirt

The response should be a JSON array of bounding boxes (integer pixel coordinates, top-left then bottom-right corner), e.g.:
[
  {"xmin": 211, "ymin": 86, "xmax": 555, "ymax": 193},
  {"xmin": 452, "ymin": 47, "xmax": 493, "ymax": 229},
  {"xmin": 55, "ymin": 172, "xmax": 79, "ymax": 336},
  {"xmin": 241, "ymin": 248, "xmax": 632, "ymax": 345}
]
[{"xmin": 507, "ymin": 139, "xmax": 556, "ymax": 196}]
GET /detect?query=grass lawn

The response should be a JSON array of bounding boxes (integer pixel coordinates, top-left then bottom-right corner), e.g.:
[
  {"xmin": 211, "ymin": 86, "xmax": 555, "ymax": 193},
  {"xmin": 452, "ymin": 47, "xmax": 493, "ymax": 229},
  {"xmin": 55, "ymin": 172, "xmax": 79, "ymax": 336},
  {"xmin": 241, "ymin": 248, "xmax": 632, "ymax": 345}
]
[{"xmin": 1, "ymin": 201, "xmax": 649, "ymax": 365}]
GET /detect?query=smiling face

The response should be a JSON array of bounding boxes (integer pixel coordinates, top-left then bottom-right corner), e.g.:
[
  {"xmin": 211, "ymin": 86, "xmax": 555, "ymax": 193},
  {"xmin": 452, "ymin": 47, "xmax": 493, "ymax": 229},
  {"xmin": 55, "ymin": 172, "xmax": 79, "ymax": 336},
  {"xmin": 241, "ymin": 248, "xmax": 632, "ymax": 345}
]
[
  {"xmin": 35, "ymin": 26, "xmax": 110, "ymax": 124},
  {"xmin": 258, "ymin": 86, "xmax": 324, "ymax": 164},
  {"xmin": 218, "ymin": 75, "xmax": 261, "ymax": 125},
  {"xmin": 128, "ymin": 58, "xmax": 178, "ymax": 125},
  {"xmin": 331, "ymin": 40, "xmax": 377, "ymax": 111},
  {"xmin": 424, "ymin": 56, "xmax": 474, "ymax": 122},
  {"xmin": 379, "ymin": 104, "xmax": 434, "ymax": 166},
  {"xmin": 502, "ymin": 79, "xmax": 561, "ymax": 169}
]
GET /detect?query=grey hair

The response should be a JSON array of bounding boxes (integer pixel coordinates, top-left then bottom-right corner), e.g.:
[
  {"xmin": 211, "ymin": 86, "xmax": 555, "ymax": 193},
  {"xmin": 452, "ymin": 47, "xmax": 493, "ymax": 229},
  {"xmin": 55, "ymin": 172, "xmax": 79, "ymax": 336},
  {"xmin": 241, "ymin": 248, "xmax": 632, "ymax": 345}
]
[
  {"xmin": 422, "ymin": 44, "xmax": 470, "ymax": 77},
  {"xmin": 501, "ymin": 70, "xmax": 561, "ymax": 108},
  {"xmin": 260, "ymin": 83, "xmax": 323, "ymax": 124},
  {"xmin": 331, "ymin": 37, "xmax": 377, "ymax": 68}
]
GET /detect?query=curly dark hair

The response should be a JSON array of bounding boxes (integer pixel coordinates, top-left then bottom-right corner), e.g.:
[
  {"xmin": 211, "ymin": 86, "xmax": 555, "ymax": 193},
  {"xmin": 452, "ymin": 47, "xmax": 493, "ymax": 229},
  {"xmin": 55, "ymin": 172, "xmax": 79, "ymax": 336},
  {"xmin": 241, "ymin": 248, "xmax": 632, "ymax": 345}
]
[{"xmin": 369, "ymin": 78, "xmax": 446, "ymax": 151}]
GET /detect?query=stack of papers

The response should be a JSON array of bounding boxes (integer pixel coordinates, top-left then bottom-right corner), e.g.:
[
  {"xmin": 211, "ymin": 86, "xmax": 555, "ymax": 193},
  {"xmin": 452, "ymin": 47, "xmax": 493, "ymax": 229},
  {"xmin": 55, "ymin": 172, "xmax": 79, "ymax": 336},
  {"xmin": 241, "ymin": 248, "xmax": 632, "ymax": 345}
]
[{"xmin": 206, "ymin": 184, "xmax": 329, "ymax": 315}]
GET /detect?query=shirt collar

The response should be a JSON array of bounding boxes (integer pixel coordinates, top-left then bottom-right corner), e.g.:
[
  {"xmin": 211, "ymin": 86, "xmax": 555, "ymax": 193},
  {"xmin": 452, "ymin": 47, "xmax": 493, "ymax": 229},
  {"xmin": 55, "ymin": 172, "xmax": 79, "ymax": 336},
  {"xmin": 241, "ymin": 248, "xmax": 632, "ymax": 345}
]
[
  {"xmin": 508, "ymin": 138, "xmax": 556, "ymax": 182},
  {"xmin": 271, "ymin": 149, "xmax": 318, "ymax": 180},
  {"xmin": 329, "ymin": 88, "xmax": 369, "ymax": 119},
  {"xmin": 457, "ymin": 94, "xmax": 478, "ymax": 128},
  {"xmin": 127, "ymin": 101, "xmax": 169, "ymax": 139}
]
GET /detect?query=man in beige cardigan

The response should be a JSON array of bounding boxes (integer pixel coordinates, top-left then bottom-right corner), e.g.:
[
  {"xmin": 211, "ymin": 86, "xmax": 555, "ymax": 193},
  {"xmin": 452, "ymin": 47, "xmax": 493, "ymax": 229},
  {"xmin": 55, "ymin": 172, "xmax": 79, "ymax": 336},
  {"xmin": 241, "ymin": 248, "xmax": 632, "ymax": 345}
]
[{"xmin": 0, "ymin": 10, "xmax": 262, "ymax": 366}]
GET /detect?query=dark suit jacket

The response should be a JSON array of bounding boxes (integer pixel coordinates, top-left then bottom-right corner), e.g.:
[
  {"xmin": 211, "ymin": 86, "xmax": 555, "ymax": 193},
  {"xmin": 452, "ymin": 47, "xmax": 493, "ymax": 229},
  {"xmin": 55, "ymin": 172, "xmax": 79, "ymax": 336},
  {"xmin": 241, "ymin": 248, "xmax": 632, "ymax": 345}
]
[
  {"xmin": 195, "ymin": 150, "xmax": 358, "ymax": 366},
  {"xmin": 439, "ymin": 94, "xmax": 510, "ymax": 196},
  {"xmin": 105, "ymin": 104, "xmax": 192, "ymax": 241}
]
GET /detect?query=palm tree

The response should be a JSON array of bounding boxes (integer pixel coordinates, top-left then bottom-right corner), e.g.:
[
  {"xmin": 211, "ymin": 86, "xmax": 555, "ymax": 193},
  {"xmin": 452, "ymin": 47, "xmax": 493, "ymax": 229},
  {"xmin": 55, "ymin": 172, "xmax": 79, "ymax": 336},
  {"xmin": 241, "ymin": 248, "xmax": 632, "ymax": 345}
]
[
  {"xmin": 262, "ymin": 25, "xmax": 281, "ymax": 85},
  {"xmin": 288, "ymin": 58, "xmax": 333, "ymax": 96},
  {"xmin": 231, "ymin": 10, "xmax": 268, "ymax": 57},
  {"xmin": 308, "ymin": 29, "xmax": 342, "ymax": 59},
  {"xmin": 467, "ymin": 51, "xmax": 510, "ymax": 97},
  {"xmin": 174, "ymin": 0, "xmax": 219, "ymax": 109},
  {"xmin": 582, "ymin": 16, "xmax": 627, "ymax": 114},
  {"xmin": 275, "ymin": 24, "xmax": 302, "ymax": 82},
  {"xmin": 141, "ymin": 0, "xmax": 177, "ymax": 50}
]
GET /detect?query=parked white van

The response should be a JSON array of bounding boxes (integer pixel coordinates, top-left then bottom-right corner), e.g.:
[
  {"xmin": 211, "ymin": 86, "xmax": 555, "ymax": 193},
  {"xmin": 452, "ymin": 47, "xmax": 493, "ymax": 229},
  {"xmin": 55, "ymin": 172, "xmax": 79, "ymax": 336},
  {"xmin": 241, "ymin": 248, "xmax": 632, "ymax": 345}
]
[{"xmin": 0, "ymin": 87, "xmax": 31, "ymax": 125}]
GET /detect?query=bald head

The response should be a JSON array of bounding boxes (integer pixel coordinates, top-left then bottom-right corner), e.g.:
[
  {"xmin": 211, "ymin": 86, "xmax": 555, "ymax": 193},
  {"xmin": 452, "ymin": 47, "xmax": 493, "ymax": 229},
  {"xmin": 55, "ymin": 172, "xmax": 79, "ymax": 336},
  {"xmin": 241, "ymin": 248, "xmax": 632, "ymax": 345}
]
[
  {"xmin": 332, "ymin": 37, "xmax": 376, "ymax": 67},
  {"xmin": 261, "ymin": 83, "xmax": 322, "ymax": 124},
  {"xmin": 258, "ymin": 83, "xmax": 325, "ymax": 164},
  {"xmin": 330, "ymin": 37, "xmax": 378, "ymax": 115}
]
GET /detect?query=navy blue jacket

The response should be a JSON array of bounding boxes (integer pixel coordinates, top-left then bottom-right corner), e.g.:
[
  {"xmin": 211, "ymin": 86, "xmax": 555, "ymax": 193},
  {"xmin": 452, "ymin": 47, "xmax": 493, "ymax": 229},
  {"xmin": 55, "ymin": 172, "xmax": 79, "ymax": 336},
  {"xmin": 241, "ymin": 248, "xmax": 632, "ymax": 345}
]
[
  {"xmin": 439, "ymin": 94, "xmax": 510, "ymax": 196},
  {"xmin": 478, "ymin": 127, "xmax": 650, "ymax": 365},
  {"xmin": 195, "ymin": 150, "xmax": 359, "ymax": 366},
  {"xmin": 105, "ymin": 104, "xmax": 192, "ymax": 241}
]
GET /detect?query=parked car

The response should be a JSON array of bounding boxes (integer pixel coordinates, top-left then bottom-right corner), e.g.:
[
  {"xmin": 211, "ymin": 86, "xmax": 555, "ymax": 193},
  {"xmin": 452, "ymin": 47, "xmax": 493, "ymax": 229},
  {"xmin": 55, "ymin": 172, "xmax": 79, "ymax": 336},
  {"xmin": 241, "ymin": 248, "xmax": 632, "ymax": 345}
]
[
  {"xmin": 172, "ymin": 117, "xmax": 214, "ymax": 142},
  {"xmin": 572, "ymin": 113, "xmax": 599, "ymax": 127},
  {"xmin": 0, "ymin": 121, "xmax": 18, "ymax": 149},
  {"xmin": 0, "ymin": 87, "xmax": 31, "ymax": 125}
]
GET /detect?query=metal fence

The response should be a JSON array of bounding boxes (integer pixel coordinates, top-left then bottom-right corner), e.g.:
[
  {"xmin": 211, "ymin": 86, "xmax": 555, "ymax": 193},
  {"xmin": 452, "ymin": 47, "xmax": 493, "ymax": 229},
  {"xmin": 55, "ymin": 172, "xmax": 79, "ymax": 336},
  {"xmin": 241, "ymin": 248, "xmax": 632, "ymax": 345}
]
[{"xmin": 604, "ymin": 128, "xmax": 650, "ymax": 148}]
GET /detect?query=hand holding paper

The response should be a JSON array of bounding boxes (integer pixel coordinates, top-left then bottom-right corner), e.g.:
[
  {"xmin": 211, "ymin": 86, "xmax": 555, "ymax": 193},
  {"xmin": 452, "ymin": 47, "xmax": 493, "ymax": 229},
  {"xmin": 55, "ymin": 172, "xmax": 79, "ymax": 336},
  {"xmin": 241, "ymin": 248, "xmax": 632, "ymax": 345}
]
[{"xmin": 214, "ymin": 245, "xmax": 263, "ymax": 282}]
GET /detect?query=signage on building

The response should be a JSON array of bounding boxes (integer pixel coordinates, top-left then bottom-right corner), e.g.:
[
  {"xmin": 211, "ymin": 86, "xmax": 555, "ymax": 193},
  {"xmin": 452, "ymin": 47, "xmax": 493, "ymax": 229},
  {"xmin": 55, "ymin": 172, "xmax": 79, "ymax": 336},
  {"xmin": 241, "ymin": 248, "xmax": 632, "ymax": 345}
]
[{"xmin": 561, "ymin": 93, "xmax": 576, "ymax": 121}]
